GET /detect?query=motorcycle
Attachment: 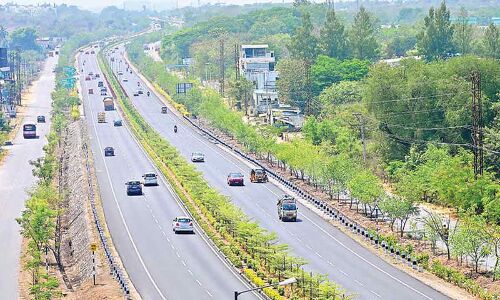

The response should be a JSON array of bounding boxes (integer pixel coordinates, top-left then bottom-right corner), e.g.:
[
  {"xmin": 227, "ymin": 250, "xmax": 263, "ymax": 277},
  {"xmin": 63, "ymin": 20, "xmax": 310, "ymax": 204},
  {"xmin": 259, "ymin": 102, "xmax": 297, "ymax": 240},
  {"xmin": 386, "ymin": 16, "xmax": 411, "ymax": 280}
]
[{"xmin": 173, "ymin": 125, "xmax": 178, "ymax": 133}]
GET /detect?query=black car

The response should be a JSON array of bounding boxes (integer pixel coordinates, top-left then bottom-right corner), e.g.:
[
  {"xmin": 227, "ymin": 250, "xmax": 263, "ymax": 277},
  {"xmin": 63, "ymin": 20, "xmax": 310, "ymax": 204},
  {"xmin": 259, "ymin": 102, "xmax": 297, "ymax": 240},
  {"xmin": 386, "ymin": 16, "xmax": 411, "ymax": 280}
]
[
  {"xmin": 113, "ymin": 119, "xmax": 122, "ymax": 127},
  {"xmin": 37, "ymin": 116, "xmax": 46, "ymax": 123},
  {"xmin": 104, "ymin": 146, "xmax": 115, "ymax": 156},
  {"xmin": 126, "ymin": 181, "xmax": 142, "ymax": 196}
]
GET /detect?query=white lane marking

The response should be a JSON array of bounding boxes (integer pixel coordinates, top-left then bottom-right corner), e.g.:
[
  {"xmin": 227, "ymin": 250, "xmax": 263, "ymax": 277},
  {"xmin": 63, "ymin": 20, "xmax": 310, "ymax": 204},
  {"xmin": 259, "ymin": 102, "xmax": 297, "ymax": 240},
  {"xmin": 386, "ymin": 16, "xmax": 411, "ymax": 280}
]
[
  {"xmin": 327, "ymin": 261, "xmax": 334, "ymax": 266},
  {"xmin": 176, "ymin": 252, "xmax": 180, "ymax": 258},
  {"xmin": 339, "ymin": 270, "xmax": 348, "ymax": 277},
  {"xmin": 81, "ymin": 57, "xmax": 167, "ymax": 300},
  {"xmin": 354, "ymin": 279, "xmax": 364, "ymax": 287},
  {"xmin": 371, "ymin": 290, "xmax": 382, "ymax": 298},
  {"xmin": 315, "ymin": 252, "xmax": 322, "ymax": 258},
  {"xmin": 206, "ymin": 290, "xmax": 213, "ymax": 297},
  {"xmin": 188, "ymin": 269, "xmax": 193, "ymax": 276},
  {"xmin": 196, "ymin": 279, "xmax": 202, "ymax": 286},
  {"xmin": 305, "ymin": 244, "xmax": 312, "ymax": 250},
  {"xmin": 170, "ymin": 244, "xmax": 175, "ymax": 250},
  {"xmin": 181, "ymin": 260, "xmax": 187, "ymax": 267},
  {"xmin": 161, "ymin": 231, "xmax": 166, "ymax": 237}
]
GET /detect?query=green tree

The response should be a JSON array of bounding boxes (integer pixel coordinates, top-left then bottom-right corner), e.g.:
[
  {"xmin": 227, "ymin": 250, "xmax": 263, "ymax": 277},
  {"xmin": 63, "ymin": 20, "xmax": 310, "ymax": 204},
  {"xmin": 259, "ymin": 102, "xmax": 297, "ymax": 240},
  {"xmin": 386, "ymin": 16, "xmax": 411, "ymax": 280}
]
[
  {"xmin": 453, "ymin": 7, "xmax": 473, "ymax": 55},
  {"xmin": 0, "ymin": 25, "xmax": 8, "ymax": 47},
  {"xmin": 320, "ymin": 9, "xmax": 348, "ymax": 59},
  {"xmin": 228, "ymin": 77, "xmax": 253, "ymax": 112},
  {"xmin": 347, "ymin": 169, "xmax": 383, "ymax": 215},
  {"xmin": 311, "ymin": 55, "xmax": 369, "ymax": 94},
  {"xmin": 9, "ymin": 27, "xmax": 40, "ymax": 51},
  {"xmin": 483, "ymin": 23, "xmax": 500, "ymax": 59},
  {"xmin": 289, "ymin": 12, "xmax": 319, "ymax": 61},
  {"xmin": 276, "ymin": 58, "xmax": 309, "ymax": 111},
  {"xmin": 379, "ymin": 196, "xmax": 419, "ymax": 237},
  {"xmin": 416, "ymin": 1, "xmax": 454, "ymax": 61},
  {"xmin": 451, "ymin": 216, "xmax": 490, "ymax": 273},
  {"xmin": 349, "ymin": 6, "xmax": 379, "ymax": 61},
  {"xmin": 318, "ymin": 81, "xmax": 362, "ymax": 112}
]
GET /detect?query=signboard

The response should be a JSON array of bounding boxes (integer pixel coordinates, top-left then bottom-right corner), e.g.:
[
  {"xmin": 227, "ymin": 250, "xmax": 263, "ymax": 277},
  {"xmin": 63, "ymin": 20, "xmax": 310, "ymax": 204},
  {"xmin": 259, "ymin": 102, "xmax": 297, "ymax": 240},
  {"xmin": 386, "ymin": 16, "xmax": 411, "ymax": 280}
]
[
  {"xmin": 176, "ymin": 82, "xmax": 193, "ymax": 94},
  {"xmin": 90, "ymin": 243, "xmax": 97, "ymax": 252}
]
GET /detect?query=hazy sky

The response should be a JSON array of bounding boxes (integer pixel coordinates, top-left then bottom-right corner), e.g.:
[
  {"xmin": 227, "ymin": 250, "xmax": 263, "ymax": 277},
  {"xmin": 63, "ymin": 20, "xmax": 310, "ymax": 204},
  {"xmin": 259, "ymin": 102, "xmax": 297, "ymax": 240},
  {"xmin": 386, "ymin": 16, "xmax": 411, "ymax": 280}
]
[{"xmin": 1, "ymin": 0, "xmax": 296, "ymax": 11}]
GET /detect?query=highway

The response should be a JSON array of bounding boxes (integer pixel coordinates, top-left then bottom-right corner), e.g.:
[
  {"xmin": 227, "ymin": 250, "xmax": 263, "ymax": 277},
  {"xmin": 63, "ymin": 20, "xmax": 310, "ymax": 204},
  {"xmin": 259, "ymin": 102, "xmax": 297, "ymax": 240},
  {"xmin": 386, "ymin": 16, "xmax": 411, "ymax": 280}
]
[
  {"xmin": 0, "ymin": 56, "xmax": 57, "ymax": 298},
  {"xmin": 78, "ymin": 48, "xmax": 258, "ymax": 300},
  {"xmin": 104, "ymin": 45, "xmax": 451, "ymax": 300}
]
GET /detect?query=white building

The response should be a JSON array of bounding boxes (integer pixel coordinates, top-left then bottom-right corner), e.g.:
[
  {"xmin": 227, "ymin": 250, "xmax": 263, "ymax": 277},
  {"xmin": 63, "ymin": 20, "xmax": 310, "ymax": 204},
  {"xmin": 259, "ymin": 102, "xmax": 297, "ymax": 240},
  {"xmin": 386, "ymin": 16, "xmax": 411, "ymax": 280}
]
[{"xmin": 239, "ymin": 44, "xmax": 279, "ymax": 115}]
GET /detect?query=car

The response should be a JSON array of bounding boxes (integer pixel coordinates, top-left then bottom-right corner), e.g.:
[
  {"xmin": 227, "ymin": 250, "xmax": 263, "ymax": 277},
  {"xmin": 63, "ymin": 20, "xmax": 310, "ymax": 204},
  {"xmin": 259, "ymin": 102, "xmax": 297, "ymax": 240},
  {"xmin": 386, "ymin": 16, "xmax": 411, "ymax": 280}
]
[
  {"xmin": 37, "ymin": 116, "xmax": 46, "ymax": 123},
  {"xmin": 85, "ymin": 51, "xmax": 89, "ymax": 54},
  {"xmin": 191, "ymin": 152, "xmax": 205, "ymax": 162},
  {"xmin": 85, "ymin": 76, "xmax": 91, "ymax": 81},
  {"xmin": 250, "ymin": 168, "xmax": 268, "ymax": 183},
  {"xmin": 98, "ymin": 81, "xmax": 104, "ymax": 87},
  {"xmin": 117, "ymin": 71, "xmax": 123, "ymax": 76},
  {"xmin": 113, "ymin": 119, "xmax": 122, "ymax": 127},
  {"xmin": 95, "ymin": 73, "xmax": 100, "ymax": 78},
  {"xmin": 125, "ymin": 181, "xmax": 142, "ymax": 196},
  {"xmin": 161, "ymin": 107, "xmax": 168, "ymax": 114},
  {"xmin": 123, "ymin": 78, "xmax": 128, "ymax": 82},
  {"xmin": 227, "ymin": 172, "xmax": 244, "ymax": 186},
  {"xmin": 100, "ymin": 90, "xmax": 107, "ymax": 96},
  {"xmin": 172, "ymin": 216, "xmax": 194, "ymax": 234},
  {"xmin": 90, "ymin": 50, "xmax": 95, "ymax": 54},
  {"xmin": 104, "ymin": 146, "xmax": 115, "ymax": 156},
  {"xmin": 137, "ymin": 90, "xmax": 144, "ymax": 95},
  {"xmin": 142, "ymin": 172, "xmax": 158, "ymax": 186},
  {"xmin": 88, "ymin": 72, "xmax": 94, "ymax": 76},
  {"xmin": 133, "ymin": 91, "xmax": 140, "ymax": 96}
]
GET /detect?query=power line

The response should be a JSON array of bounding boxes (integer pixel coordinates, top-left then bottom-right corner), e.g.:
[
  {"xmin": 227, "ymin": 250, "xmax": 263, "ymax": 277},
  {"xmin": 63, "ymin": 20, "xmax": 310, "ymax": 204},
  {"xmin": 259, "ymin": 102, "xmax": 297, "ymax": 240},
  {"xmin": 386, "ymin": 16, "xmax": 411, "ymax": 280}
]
[
  {"xmin": 364, "ymin": 91, "xmax": 468, "ymax": 105},
  {"xmin": 383, "ymin": 124, "xmax": 470, "ymax": 131}
]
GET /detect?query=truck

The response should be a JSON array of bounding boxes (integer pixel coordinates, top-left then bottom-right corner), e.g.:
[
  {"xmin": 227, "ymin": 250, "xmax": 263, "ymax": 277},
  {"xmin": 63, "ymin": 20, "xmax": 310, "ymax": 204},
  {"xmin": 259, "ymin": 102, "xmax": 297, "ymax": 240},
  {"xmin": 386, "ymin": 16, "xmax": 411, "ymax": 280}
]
[
  {"xmin": 277, "ymin": 195, "xmax": 298, "ymax": 222},
  {"xmin": 97, "ymin": 112, "xmax": 106, "ymax": 123},
  {"xmin": 103, "ymin": 96, "xmax": 114, "ymax": 111}
]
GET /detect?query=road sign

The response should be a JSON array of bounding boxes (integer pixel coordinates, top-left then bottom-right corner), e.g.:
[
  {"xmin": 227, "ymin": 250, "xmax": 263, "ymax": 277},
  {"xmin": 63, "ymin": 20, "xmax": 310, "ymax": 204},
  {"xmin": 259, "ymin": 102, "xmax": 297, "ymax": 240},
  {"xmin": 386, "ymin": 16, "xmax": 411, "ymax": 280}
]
[
  {"xmin": 176, "ymin": 82, "xmax": 193, "ymax": 94},
  {"xmin": 90, "ymin": 243, "xmax": 97, "ymax": 252}
]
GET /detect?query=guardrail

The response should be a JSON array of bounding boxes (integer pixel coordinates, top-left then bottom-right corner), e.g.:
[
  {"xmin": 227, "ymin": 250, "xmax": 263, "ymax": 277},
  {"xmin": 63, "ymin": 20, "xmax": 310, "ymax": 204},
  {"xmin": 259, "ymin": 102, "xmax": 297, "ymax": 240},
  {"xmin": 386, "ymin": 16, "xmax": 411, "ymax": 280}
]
[{"xmin": 183, "ymin": 116, "xmax": 423, "ymax": 272}]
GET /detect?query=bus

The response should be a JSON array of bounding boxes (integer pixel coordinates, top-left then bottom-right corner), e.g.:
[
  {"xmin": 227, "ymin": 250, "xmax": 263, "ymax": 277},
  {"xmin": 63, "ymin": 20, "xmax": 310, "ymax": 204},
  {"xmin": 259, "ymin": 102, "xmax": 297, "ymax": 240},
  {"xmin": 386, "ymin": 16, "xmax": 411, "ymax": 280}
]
[{"xmin": 23, "ymin": 124, "xmax": 37, "ymax": 139}]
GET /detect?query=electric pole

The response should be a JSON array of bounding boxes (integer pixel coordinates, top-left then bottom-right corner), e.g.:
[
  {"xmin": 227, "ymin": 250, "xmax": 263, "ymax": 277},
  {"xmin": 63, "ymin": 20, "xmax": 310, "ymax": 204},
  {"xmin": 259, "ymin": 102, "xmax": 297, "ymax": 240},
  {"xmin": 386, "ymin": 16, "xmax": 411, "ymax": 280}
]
[
  {"xmin": 353, "ymin": 113, "xmax": 367, "ymax": 163},
  {"xmin": 471, "ymin": 71, "xmax": 483, "ymax": 179},
  {"xmin": 219, "ymin": 39, "xmax": 225, "ymax": 97},
  {"xmin": 234, "ymin": 44, "xmax": 240, "ymax": 81}
]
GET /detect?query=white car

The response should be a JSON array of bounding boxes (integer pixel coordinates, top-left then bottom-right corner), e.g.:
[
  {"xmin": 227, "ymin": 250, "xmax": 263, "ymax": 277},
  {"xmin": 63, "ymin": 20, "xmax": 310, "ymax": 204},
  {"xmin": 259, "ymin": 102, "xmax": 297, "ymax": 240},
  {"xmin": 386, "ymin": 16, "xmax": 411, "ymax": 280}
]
[
  {"xmin": 142, "ymin": 172, "xmax": 158, "ymax": 186},
  {"xmin": 172, "ymin": 216, "xmax": 194, "ymax": 234},
  {"xmin": 191, "ymin": 152, "xmax": 205, "ymax": 162}
]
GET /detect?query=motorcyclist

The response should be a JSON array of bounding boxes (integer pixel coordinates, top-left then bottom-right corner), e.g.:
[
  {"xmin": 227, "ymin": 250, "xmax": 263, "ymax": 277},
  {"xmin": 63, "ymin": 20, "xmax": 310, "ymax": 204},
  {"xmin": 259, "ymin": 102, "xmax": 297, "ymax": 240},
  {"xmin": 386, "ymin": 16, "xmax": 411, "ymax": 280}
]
[
  {"xmin": 137, "ymin": 81, "xmax": 140, "ymax": 86},
  {"xmin": 174, "ymin": 125, "xmax": 177, "ymax": 133},
  {"xmin": 147, "ymin": 91, "xmax": 150, "ymax": 97}
]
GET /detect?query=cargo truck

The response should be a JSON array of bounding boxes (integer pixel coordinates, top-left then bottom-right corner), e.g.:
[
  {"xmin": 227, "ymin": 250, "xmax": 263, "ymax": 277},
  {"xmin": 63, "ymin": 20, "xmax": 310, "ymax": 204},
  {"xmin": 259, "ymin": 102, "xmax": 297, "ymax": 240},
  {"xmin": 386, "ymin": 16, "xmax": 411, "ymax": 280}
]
[{"xmin": 103, "ymin": 96, "xmax": 114, "ymax": 111}]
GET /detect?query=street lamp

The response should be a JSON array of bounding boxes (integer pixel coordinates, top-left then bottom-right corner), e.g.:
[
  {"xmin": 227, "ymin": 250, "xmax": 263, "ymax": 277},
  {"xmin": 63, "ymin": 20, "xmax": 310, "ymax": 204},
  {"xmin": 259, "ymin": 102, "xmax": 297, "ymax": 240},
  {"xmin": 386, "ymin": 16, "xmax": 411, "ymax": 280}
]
[{"xmin": 234, "ymin": 277, "xmax": 297, "ymax": 299}]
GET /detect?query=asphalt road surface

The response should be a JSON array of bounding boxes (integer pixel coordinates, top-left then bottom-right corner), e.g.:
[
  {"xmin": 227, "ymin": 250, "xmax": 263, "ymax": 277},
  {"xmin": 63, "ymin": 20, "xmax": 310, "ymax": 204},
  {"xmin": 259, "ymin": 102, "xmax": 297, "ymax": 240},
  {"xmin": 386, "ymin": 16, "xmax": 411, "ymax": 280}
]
[
  {"xmin": 0, "ymin": 56, "xmax": 57, "ymax": 299},
  {"xmin": 78, "ymin": 48, "xmax": 259, "ymax": 300},
  {"xmin": 104, "ymin": 45, "xmax": 451, "ymax": 300}
]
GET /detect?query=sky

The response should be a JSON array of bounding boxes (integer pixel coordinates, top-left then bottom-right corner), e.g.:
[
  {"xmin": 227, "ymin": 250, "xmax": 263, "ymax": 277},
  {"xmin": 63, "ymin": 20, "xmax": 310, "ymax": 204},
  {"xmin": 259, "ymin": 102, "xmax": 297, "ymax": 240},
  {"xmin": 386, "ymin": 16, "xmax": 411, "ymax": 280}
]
[{"xmin": 1, "ymin": 0, "xmax": 300, "ymax": 11}]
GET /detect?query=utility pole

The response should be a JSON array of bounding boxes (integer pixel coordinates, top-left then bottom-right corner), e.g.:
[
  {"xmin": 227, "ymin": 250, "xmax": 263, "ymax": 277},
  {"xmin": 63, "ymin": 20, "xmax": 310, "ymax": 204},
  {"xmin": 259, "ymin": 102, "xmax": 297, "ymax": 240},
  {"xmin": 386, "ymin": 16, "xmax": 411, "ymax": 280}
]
[
  {"xmin": 219, "ymin": 39, "xmax": 225, "ymax": 97},
  {"xmin": 353, "ymin": 113, "xmax": 367, "ymax": 163},
  {"xmin": 234, "ymin": 44, "xmax": 240, "ymax": 81},
  {"xmin": 471, "ymin": 71, "xmax": 483, "ymax": 179},
  {"xmin": 304, "ymin": 60, "xmax": 312, "ymax": 115}
]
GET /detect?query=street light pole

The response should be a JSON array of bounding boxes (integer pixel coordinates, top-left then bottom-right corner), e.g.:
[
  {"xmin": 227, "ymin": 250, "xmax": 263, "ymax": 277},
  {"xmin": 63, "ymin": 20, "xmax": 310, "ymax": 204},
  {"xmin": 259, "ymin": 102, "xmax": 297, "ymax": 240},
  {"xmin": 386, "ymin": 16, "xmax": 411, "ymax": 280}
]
[{"xmin": 234, "ymin": 277, "xmax": 296, "ymax": 299}]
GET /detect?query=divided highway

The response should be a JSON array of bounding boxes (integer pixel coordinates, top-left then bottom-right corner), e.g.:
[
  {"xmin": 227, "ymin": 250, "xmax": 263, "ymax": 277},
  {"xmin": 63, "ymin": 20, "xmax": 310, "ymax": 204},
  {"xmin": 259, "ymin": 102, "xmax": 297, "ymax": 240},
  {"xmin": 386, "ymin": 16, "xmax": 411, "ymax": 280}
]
[
  {"xmin": 78, "ymin": 48, "xmax": 258, "ymax": 300},
  {"xmin": 0, "ymin": 56, "xmax": 57, "ymax": 298},
  {"xmin": 104, "ymin": 45, "xmax": 451, "ymax": 300}
]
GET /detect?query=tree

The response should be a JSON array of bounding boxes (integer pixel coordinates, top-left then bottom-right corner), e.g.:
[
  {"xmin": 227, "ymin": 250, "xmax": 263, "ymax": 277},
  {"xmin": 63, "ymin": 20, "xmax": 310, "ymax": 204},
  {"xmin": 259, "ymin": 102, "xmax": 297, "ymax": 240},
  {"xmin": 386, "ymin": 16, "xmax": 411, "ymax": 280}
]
[
  {"xmin": 451, "ymin": 216, "xmax": 490, "ymax": 273},
  {"xmin": 318, "ymin": 81, "xmax": 362, "ymax": 113},
  {"xmin": 276, "ymin": 58, "xmax": 309, "ymax": 111},
  {"xmin": 485, "ymin": 224, "xmax": 500, "ymax": 281},
  {"xmin": 349, "ymin": 6, "xmax": 379, "ymax": 61},
  {"xmin": 453, "ymin": 7, "xmax": 473, "ymax": 55},
  {"xmin": 379, "ymin": 196, "xmax": 419, "ymax": 237},
  {"xmin": 347, "ymin": 169, "xmax": 383, "ymax": 215},
  {"xmin": 311, "ymin": 55, "xmax": 369, "ymax": 94},
  {"xmin": 9, "ymin": 27, "xmax": 40, "ymax": 51},
  {"xmin": 416, "ymin": 1, "xmax": 454, "ymax": 61},
  {"xmin": 422, "ymin": 210, "xmax": 453, "ymax": 259},
  {"xmin": 320, "ymin": 9, "xmax": 348, "ymax": 59},
  {"xmin": 483, "ymin": 23, "xmax": 500, "ymax": 59},
  {"xmin": 289, "ymin": 12, "xmax": 319, "ymax": 61},
  {"xmin": 228, "ymin": 77, "xmax": 253, "ymax": 112},
  {"xmin": 0, "ymin": 26, "xmax": 8, "ymax": 47}
]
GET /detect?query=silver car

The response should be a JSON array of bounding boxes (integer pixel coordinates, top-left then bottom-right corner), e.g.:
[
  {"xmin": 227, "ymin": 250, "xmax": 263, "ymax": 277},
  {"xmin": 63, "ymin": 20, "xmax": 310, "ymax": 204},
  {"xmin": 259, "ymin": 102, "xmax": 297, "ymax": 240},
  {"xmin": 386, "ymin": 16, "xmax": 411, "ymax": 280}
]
[
  {"xmin": 191, "ymin": 152, "xmax": 205, "ymax": 162},
  {"xmin": 172, "ymin": 216, "xmax": 194, "ymax": 234},
  {"xmin": 142, "ymin": 172, "xmax": 158, "ymax": 186}
]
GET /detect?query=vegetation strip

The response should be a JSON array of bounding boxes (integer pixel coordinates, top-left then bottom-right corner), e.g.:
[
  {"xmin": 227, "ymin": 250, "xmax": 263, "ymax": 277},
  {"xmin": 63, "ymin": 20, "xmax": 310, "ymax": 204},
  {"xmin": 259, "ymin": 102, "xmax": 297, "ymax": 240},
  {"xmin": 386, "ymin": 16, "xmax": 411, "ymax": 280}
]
[{"xmin": 98, "ymin": 48, "xmax": 349, "ymax": 299}]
